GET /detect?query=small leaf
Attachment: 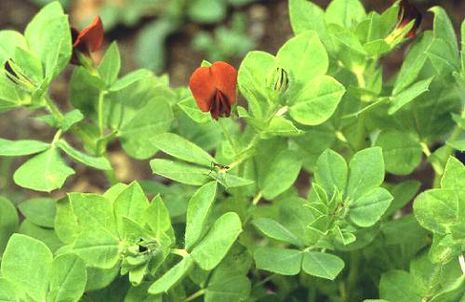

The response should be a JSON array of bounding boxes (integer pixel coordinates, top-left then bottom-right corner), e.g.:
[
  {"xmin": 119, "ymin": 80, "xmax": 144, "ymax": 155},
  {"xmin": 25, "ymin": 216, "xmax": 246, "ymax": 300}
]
[
  {"xmin": 191, "ymin": 212, "xmax": 242, "ymax": 270},
  {"xmin": 47, "ymin": 254, "xmax": 87, "ymax": 302},
  {"xmin": 375, "ymin": 130, "xmax": 422, "ymax": 175},
  {"xmin": 150, "ymin": 159, "xmax": 210, "ymax": 186},
  {"xmin": 325, "ymin": 0, "xmax": 366, "ymax": 28},
  {"xmin": 349, "ymin": 187, "xmax": 393, "ymax": 227},
  {"xmin": 252, "ymin": 218, "xmax": 302, "ymax": 246},
  {"xmin": 301, "ymin": 251, "xmax": 345, "ymax": 280},
  {"xmin": 152, "ymin": 132, "xmax": 214, "ymax": 167},
  {"xmin": 1, "ymin": 234, "xmax": 53, "ymax": 301},
  {"xmin": 148, "ymin": 256, "xmax": 194, "ymax": 295},
  {"xmin": 113, "ymin": 181, "xmax": 149, "ymax": 236},
  {"xmin": 380, "ymin": 270, "xmax": 422, "ymax": 302},
  {"xmin": 254, "ymin": 247, "xmax": 302, "ymax": 276},
  {"xmin": 185, "ymin": 181, "xmax": 218, "ymax": 250},
  {"xmin": 315, "ymin": 149, "xmax": 347, "ymax": 197},
  {"xmin": 98, "ymin": 42, "xmax": 121, "ymax": 86},
  {"xmin": 18, "ymin": 197, "xmax": 55, "ymax": 228},
  {"xmin": 13, "ymin": 148, "xmax": 75, "ymax": 192},
  {"xmin": 346, "ymin": 147, "xmax": 384, "ymax": 200},
  {"xmin": 57, "ymin": 140, "xmax": 112, "ymax": 170},
  {"xmin": 72, "ymin": 229, "xmax": 121, "ymax": 269},
  {"xmin": 0, "ymin": 138, "xmax": 49, "ymax": 156},
  {"xmin": 388, "ymin": 77, "xmax": 434, "ymax": 114},
  {"xmin": 109, "ymin": 69, "xmax": 153, "ymax": 92},
  {"xmin": 144, "ymin": 195, "xmax": 175, "ymax": 242},
  {"xmin": 0, "ymin": 197, "xmax": 18, "ymax": 255}
]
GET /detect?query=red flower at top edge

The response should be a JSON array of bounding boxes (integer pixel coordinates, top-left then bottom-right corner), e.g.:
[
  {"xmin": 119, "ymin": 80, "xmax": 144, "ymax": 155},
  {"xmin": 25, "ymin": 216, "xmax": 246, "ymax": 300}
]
[
  {"xmin": 397, "ymin": 0, "xmax": 422, "ymax": 39},
  {"xmin": 189, "ymin": 61, "xmax": 238, "ymax": 120},
  {"xmin": 71, "ymin": 16, "xmax": 104, "ymax": 65}
]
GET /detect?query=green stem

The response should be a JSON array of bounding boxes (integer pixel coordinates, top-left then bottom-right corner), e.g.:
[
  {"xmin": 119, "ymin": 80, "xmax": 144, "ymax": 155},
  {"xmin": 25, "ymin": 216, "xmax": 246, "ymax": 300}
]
[
  {"xmin": 185, "ymin": 289, "xmax": 206, "ymax": 302},
  {"xmin": 98, "ymin": 90, "xmax": 107, "ymax": 137},
  {"xmin": 44, "ymin": 95, "xmax": 64, "ymax": 121}
]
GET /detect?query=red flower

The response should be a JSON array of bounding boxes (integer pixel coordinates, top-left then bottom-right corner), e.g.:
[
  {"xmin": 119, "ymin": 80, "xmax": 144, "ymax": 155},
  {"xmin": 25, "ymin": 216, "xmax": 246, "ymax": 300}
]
[
  {"xmin": 71, "ymin": 16, "xmax": 104, "ymax": 65},
  {"xmin": 189, "ymin": 61, "xmax": 238, "ymax": 120},
  {"xmin": 397, "ymin": 0, "xmax": 422, "ymax": 39}
]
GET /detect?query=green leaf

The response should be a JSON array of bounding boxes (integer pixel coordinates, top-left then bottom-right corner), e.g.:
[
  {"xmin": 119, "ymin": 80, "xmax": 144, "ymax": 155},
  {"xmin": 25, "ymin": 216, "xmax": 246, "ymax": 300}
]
[
  {"xmin": 0, "ymin": 138, "xmax": 50, "ymax": 156},
  {"xmin": 375, "ymin": 130, "xmax": 422, "ymax": 175},
  {"xmin": 1, "ymin": 234, "xmax": 53, "ymax": 301},
  {"xmin": 277, "ymin": 31, "xmax": 328, "ymax": 83},
  {"xmin": 24, "ymin": 2, "xmax": 71, "ymax": 81},
  {"xmin": 177, "ymin": 96, "xmax": 211, "ymax": 124},
  {"xmin": 148, "ymin": 256, "xmax": 194, "ymax": 295},
  {"xmin": 257, "ymin": 145, "xmax": 302, "ymax": 199},
  {"xmin": 430, "ymin": 6, "xmax": 459, "ymax": 62},
  {"xmin": 325, "ymin": 0, "xmax": 366, "ymax": 28},
  {"xmin": 289, "ymin": 0, "xmax": 326, "ymax": 36},
  {"xmin": 205, "ymin": 274, "xmax": 251, "ymax": 302},
  {"xmin": 349, "ymin": 187, "xmax": 393, "ymax": 227},
  {"xmin": 0, "ymin": 278, "xmax": 17, "ymax": 302},
  {"xmin": 346, "ymin": 147, "xmax": 384, "ymax": 200},
  {"xmin": 98, "ymin": 42, "xmax": 121, "ymax": 87},
  {"xmin": 144, "ymin": 195, "xmax": 175, "ymax": 242},
  {"xmin": 47, "ymin": 254, "xmax": 87, "ymax": 302},
  {"xmin": 0, "ymin": 197, "xmax": 18, "ymax": 255},
  {"xmin": 109, "ymin": 69, "xmax": 153, "ymax": 92},
  {"xmin": 0, "ymin": 30, "xmax": 27, "ymax": 63},
  {"xmin": 315, "ymin": 149, "xmax": 348, "ymax": 197},
  {"xmin": 114, "ymin": 181, "xmax": 149, "ymax": 236},
  {"xmin": 72, "ymin": 229, "xmax": 121, "ymax": 269},
  {"xmin": 388, "ymin": 77, "xmax": 434, "ymax": 114},
  {"xmin": 254, "ymin": 247, "xmax": 302, "ymax": 276},
  {"xmin": 185, "ymin": 181, "xmax": 218, "ymax": 250},
  {"xmin": 380, "ymin": 270, "xmax": 422, "ymax": 302},
  {"xmin": 289, "ymin": 75, "xmax": 345, "ymax": 126},
  {"xmin": 13, "ymin": 148, "xmax": 75, "ymax": 192},
  {"xmin": 56, "ymin": 140, "xmax": 112, "ymax": 171},
  {"xmin": 252, "ymin": 218, "xmax": 302, "ymax": 247},
  {"xmin": 19, "ymin": 219, "xmax": 62, "ymax": 252},
  {"xmin": 441, "ymin": 157, "xmax": 465, "ymax": 190},
  {"xmin": 150, "ymin": 159, "xmax": 210, "ymax": 186},
  {"xmin": 191, "ymin": 212, "xmax": 242, "ymax": 270},
  {"xmin": 152, "ymin": 133, "xmax": 214, "ymax": 167},
  {"xmin": 302, "ymin": 251, "xmax": 345, "ymax": 280},
  {"xmin": 119, "ymin": 89, "xmax": 174, "ymax": 159},
  {"xmin": 61, "ymin": 109, "xmax": 84, "ymax": 131},
  {"xmin": 55, "ymin": 197, "xmax": 79, "ymax": 244},
  {"xmin": 413, "ymin": 189, "xmax": 460, "ymax": 235},
  {"xmin": 237, "ymin": 51, "xmax": 276, "ymax": 119},
  {"xmin": 69, "ymin": 193, "xmax": 118, "ymax": 238},
  {"xmin": 18, "ymin": 197, "xmax": 55, "ymax": 228}
]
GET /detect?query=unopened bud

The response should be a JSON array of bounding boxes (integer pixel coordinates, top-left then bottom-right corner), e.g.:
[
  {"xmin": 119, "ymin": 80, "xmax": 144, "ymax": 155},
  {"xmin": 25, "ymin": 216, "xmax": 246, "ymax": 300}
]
[{"xmin": 269, "ymin": 66, "xmax": 289, "ymax": 95}]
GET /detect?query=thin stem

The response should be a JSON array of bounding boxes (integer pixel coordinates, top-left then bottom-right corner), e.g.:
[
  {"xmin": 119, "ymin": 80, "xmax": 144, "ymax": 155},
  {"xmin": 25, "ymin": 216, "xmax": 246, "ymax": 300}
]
[
  {"xmin": 44, "ymin": 95, "xmax": 64, "ymax": 121},
  {"xmin": 252, "ymin": 274, "xmax": 275, "ymax": 288},
  {"xmin": 98, "ymin": 90, "xmax": 107, "ymax": 137},
  {"xmin": 252, "ymin": 191, "xmax": 263, "ymax": 206},
  {"xmin": 218, "ymin": 118, "xmax": 238, "ymax": 154},
  {"xmin": 185, "ymin": 289, "xmax": 206, "ymax": 302}
]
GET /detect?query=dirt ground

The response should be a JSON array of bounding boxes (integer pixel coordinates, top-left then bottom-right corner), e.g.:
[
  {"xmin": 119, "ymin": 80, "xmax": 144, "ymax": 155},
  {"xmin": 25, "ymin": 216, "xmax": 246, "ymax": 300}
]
[{"xmin": 0, "ymin": 0, "xmax": 464, "ymax": 197}]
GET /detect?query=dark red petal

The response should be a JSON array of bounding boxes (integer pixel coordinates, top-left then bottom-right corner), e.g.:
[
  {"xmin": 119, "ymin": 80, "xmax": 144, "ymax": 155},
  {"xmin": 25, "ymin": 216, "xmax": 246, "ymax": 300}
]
[
  {"xmin": 189, "ymin": 66, "xmax": 216, "ymax": 112},
  {"xmin": 73, "ymin": 16, "xmax": 104, "ymax": 52},
  {"xmin": 210, "ymin": 61, "xmax": 237, "ymax": 107}
]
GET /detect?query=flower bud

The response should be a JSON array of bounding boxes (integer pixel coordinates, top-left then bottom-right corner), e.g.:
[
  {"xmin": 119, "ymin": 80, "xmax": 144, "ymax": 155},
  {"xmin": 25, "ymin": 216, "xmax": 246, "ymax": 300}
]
[{"xmin": 269, "ymin": 66, "xmax": 289, "ymax": 95}]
